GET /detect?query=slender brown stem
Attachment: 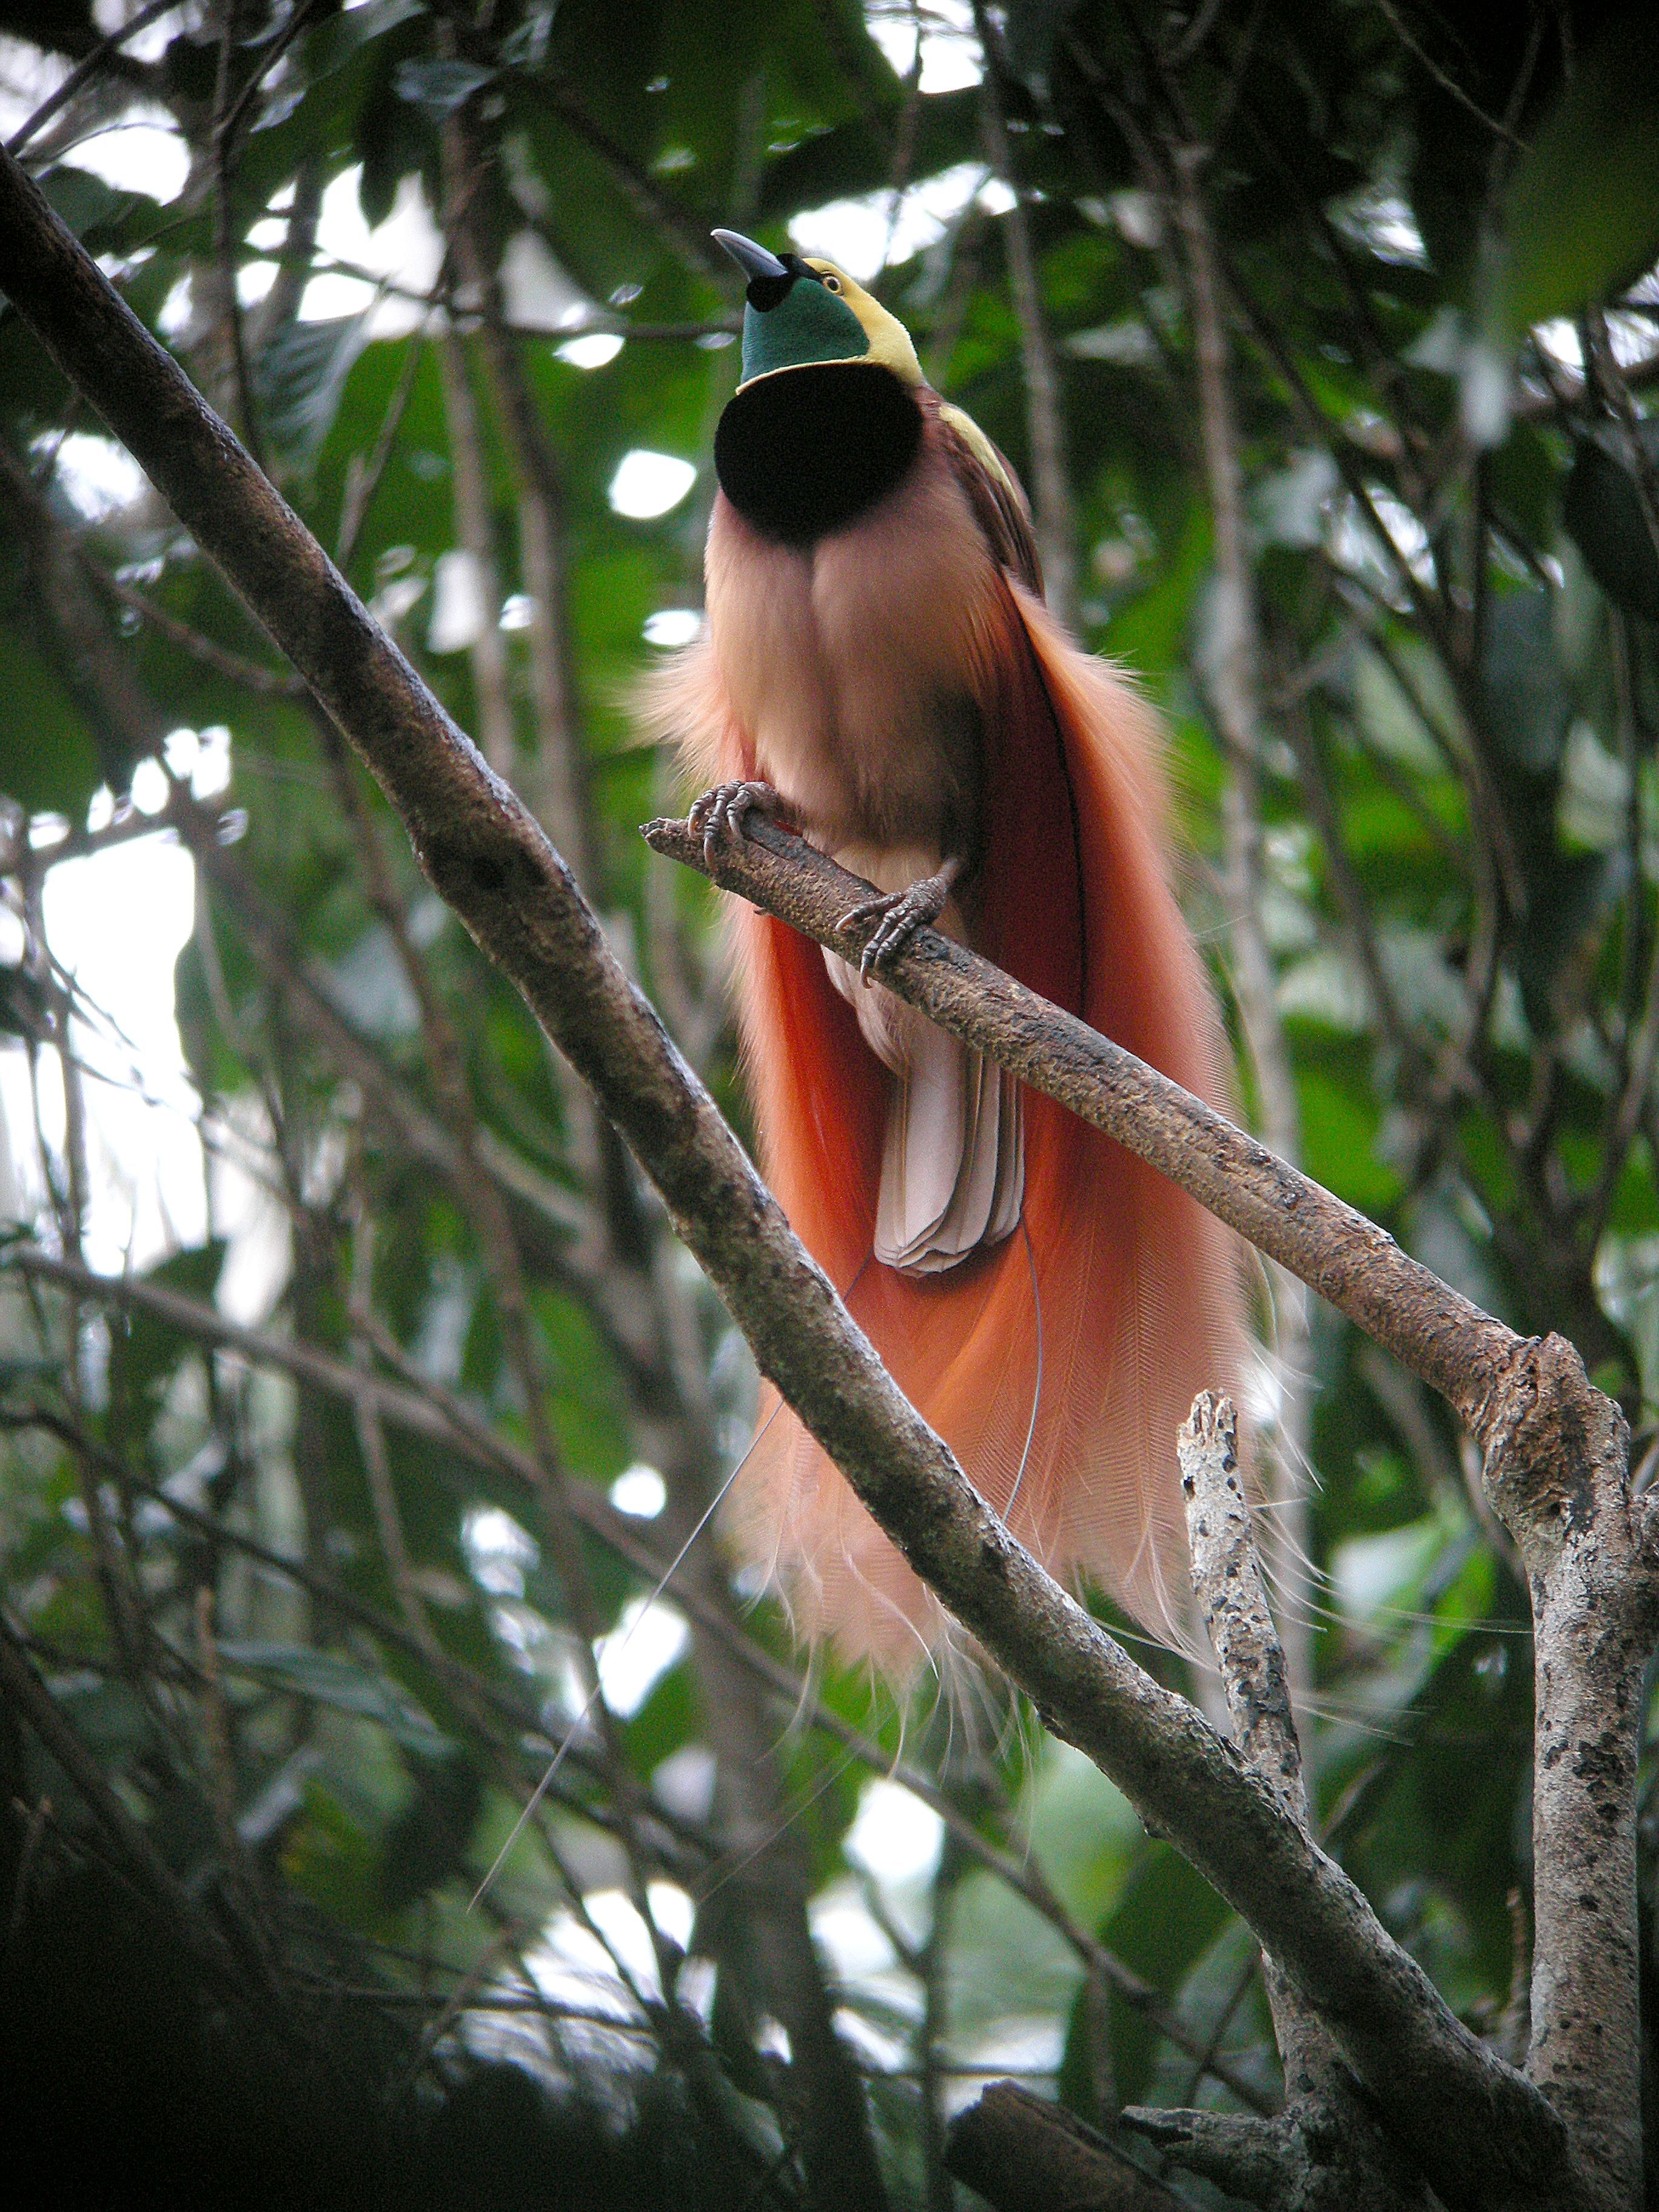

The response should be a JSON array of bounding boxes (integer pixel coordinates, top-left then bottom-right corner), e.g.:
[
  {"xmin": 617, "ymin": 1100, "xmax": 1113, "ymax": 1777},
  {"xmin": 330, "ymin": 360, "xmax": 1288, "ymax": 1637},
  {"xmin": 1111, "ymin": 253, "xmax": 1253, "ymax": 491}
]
[
  {"xmin": 973, "ymin": 3, "xmax": 1078, "ymax": 628},
  {"xmin": 210, "ymin": 4, "xmax": 264, "ymax": 474},
  {"xmin": 434, "ymin": 323, "xmax": 517, "ymax": 779}
]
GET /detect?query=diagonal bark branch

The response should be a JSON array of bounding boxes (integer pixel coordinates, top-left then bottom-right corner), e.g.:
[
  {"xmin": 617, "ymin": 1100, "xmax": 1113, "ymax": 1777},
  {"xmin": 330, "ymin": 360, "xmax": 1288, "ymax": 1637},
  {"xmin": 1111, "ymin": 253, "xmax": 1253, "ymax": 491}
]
[{"xmin": 650, "ymin": 811, "xmax": 1518, "ymax": 1427}]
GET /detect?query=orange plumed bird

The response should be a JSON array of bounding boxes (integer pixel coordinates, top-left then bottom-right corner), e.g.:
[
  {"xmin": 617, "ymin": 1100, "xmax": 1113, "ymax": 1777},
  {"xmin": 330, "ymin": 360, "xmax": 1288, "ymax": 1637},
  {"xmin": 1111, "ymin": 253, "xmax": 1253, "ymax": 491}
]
[{"xmin": 651, "ymin": 230, "xmax": 1246, "ymax": 1677}]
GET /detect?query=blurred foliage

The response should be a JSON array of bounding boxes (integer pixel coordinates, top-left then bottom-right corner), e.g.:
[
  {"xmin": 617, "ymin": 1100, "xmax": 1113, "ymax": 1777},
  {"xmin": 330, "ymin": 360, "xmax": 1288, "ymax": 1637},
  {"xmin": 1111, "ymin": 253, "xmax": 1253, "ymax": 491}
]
[{"xmin": 0, "ymin": 1, "xmax": 1658, "ymax": 2204}]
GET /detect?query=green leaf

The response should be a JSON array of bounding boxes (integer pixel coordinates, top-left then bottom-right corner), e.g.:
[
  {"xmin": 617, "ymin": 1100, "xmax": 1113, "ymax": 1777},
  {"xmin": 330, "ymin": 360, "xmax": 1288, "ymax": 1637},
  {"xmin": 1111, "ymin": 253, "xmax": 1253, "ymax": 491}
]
[
  {"xmin": 39, "ymin": 169, "xmax": 137, "ymax": 238},
  {"xmin": 1298, "ymin": 1070, "xmax": 1403, "ymax": 1214},
  {"xmin": 1481, "ymin": 589, "xmax": 1571, "ymax": 777},
  {"xmin": 216, "ymin": 1642, "xmax": 454, "ymax": 1754},
  {"xmin": 1563, "ymin": 423, "xmax": 1659, "ymax": 625},
  {"xmin": 378, "ymin": 1748, "xmax": 485, "ymax": 1911},
  {"xmin": 392, "ymin": 57, "xmax": 496, "ymax": 119},
  {"xmin": 1487, "ymin": 15, "xmax": 1659, "ymax": 341},
  {"xmin": 500, "ymin": 10, "xmax": 557, "ymax": 70},
  {"xmin": 1059, "ymin": 1840, "xmax": 1232, "ymax": 2117},
  {"xmin": 0, "ymin": 623, "xmax": 104, "ymax": 814},
  {"xmin": 105, "ymin": 1242, "xmax": 227, "ymax": 1433},
  {"xmin": 254, "ymin": 314, "xmax": 374, "ymax": 472}
]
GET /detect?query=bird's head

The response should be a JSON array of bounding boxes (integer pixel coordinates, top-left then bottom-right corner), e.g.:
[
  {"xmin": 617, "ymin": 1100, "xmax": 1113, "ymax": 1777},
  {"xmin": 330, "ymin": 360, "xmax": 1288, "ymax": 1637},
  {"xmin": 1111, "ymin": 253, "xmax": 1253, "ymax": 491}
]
[
  {"xmin": 712, "ymin": 230, "xmax": 923, "ymax": 390},
  {"xmin": 709, "ymin": 231, "xmax": 928, "ymax": 545}
]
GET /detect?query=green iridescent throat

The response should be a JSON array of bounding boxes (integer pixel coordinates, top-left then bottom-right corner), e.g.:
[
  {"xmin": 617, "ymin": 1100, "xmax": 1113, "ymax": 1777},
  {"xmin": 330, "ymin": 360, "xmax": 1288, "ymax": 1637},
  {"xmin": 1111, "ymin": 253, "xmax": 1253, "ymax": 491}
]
[{"xmin": 740, "ymin": 278, "xmax": 870, "ymax": 386}]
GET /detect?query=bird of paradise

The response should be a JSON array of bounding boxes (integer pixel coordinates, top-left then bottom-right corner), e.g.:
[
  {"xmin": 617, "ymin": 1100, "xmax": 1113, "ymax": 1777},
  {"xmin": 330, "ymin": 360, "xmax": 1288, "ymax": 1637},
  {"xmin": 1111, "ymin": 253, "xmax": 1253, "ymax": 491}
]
[{"xmin": 646, "ymin": 231, "xmax": 1245, "ymax": 1677}]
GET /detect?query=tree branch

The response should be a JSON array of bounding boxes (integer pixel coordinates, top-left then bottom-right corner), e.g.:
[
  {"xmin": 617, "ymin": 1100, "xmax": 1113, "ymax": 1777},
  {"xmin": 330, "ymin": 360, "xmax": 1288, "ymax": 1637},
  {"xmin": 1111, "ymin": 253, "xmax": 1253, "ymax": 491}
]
[
  {"xmin": 640, "ymin": 811, "xmax": 1659, "ymax": 2197},
  {"xmin": 1175, "ymin": 1395, "xmax": 1430, "ymax": 2211},
  {"xmin": 649, "ymin": 811, "xmax": 1517, "ymax": 1426},
  {"xmin": 1486, "ymin": 1342, "xmax": 1655, "ymax": 2205},
  {"xmin": 945, "ymin": 2081, "xmax": 1178, "ymax": 2211}
]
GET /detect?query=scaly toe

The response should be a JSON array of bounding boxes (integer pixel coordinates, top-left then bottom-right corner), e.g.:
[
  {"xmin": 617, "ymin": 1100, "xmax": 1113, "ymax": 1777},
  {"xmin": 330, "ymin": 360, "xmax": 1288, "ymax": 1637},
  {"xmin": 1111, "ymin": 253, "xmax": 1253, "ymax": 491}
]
[
  {"xmin": 859, "ymin": 908, "xmax": 919, "ymax": 981},
  {"xmin": 692, "ymin": 785, "xmax": 740, "ymax": 863},
  {"xmin": 837, "ymin": 896, "xmax": 886, "ymax": 933}
]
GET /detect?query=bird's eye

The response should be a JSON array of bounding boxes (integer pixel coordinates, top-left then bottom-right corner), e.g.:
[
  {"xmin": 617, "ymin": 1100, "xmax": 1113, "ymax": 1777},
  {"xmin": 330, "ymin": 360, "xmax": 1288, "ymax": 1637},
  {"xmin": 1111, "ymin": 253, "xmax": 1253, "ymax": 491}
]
[{"xmin": 823, "ymin": 275, "xmax": 842, "ymax": 293}]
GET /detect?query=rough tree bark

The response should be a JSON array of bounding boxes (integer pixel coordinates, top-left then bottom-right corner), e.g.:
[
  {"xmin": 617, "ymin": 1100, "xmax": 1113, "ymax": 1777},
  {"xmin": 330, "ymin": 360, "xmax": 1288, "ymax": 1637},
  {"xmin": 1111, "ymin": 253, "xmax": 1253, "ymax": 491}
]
[{"xmin": 1, "ymin": 146, "xmax": 1655, "ymax": 2211}]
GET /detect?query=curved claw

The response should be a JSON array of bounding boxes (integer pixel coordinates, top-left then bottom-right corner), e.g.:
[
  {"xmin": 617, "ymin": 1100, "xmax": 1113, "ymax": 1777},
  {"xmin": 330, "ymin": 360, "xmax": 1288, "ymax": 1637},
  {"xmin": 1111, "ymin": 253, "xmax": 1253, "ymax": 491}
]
[
  {"xmin": 687, "ymin": 780, "xmax": 783, "ymax": 869},
  {"xmin": 839, "ymin": 871, "xmax": 954, "ymax": 984}
]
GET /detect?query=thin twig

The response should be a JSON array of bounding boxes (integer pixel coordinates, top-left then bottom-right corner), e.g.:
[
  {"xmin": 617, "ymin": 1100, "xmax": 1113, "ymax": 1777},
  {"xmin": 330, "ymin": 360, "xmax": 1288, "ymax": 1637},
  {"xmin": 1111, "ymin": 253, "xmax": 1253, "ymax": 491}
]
[
  {"xmin": 973, "ymin": 2, "xmax": 1077, "ymax": 626},
  {"xmin": 336, "ymin": 317, "xmax": 431, "ymax": 572},
  {"xmin": 215, "ymin": 0, "xmax": 323, "ymax": 151},
  {"xmin": 434, "ymin": 319, "xmax": 517, "ymax": 779},
  {"xmin": 4, "ymin": 0, "xmax": 177, "ymax": 156},
  {"xmin": 80, "ymin": 557, "xmax": 304, "ymax": 694},
  {"xmin": 210, "ymin": 5, "xmax": 266, "ymax": 474},
  {"xmin": 1372, "ymin": 0, "xmax": 1521, "ymax": 143}
]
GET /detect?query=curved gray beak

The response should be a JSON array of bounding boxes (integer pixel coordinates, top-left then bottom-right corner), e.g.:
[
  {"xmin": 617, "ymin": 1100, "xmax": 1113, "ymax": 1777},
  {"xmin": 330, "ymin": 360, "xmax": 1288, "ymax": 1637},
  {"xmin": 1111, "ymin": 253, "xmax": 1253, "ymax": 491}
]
[{"xmin": 711, "ymin": 229, "xmax": 790, "ymax": 286}]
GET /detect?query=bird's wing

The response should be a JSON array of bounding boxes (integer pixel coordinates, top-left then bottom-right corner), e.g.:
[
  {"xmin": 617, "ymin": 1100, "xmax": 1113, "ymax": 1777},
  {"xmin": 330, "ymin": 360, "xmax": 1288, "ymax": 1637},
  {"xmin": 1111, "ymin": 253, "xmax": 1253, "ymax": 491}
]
[{"xmin": 934, "ymin": 398, "xmax": 1044, "ymax": 597}]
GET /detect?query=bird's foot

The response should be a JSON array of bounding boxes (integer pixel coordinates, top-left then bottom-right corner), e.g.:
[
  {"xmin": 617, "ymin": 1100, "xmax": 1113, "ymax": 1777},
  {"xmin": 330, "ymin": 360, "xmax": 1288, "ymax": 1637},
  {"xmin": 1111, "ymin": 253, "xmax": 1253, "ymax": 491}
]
[
  {"xmin": 840, "ymin": 863, "xmax": 959, "ymax": 983},
  {"xmin": 687, "ymin": 779, "xmax": 785, "ymax": 868}
]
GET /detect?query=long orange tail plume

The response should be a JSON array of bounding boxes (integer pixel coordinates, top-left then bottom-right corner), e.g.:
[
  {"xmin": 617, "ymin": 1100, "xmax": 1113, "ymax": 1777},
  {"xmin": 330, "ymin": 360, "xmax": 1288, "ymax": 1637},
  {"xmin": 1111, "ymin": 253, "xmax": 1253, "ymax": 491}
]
[{"xmin": 654, "ymin": 580, "xmax": 1245, "ymax": 1678}]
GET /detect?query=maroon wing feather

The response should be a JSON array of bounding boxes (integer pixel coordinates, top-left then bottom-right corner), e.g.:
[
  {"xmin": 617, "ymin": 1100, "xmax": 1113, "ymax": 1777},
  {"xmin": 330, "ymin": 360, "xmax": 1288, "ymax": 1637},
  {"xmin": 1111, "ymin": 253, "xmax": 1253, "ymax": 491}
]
[{"xmin": 927, "ymin": 392, "xmax": 1045, "ymax": 598}]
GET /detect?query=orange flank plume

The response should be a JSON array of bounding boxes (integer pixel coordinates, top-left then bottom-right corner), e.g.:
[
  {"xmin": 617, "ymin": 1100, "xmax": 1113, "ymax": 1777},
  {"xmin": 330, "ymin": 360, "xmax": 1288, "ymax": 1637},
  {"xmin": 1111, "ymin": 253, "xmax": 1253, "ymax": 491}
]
[{"xmin": 650, "ymin": 564, "xmax": 1245, "ymax": 1678}]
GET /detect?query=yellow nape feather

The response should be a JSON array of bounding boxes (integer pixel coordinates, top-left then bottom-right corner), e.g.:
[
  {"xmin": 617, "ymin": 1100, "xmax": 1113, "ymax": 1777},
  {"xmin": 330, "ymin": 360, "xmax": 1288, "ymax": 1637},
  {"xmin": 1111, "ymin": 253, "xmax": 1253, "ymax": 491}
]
[
  {"xmin": 800, "ymin": 259, "xmax": 925, "ymax": 386},
  {"xmin": 936, "ymin": 400, "xmax": 1023, "ymax": 504}
]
